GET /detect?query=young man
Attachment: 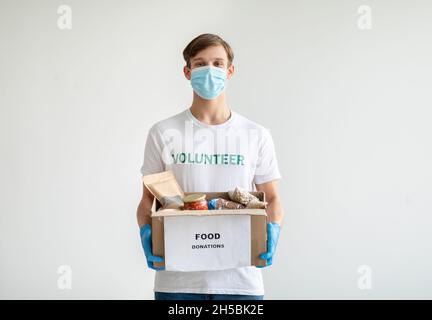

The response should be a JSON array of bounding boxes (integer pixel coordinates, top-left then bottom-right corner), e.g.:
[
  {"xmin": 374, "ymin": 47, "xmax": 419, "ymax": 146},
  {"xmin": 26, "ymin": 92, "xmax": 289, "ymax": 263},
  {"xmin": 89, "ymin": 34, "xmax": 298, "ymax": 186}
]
[{"xmin": 137, "ymin": 33, "xmax": 284, "ymax": 300}]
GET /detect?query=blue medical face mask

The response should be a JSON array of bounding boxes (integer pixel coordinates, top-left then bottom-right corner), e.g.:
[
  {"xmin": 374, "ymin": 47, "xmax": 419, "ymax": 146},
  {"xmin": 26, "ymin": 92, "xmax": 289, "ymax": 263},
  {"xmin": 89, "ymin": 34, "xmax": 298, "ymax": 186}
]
[{"xmin": 190, "ymin": 66, "xmax": 227, "ymax": 100}]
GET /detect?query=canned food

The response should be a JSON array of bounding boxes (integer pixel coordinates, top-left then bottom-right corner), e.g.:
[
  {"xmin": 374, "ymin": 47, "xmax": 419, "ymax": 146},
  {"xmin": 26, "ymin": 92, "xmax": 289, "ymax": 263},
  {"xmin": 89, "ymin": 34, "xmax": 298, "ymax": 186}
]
[{"xmin": 183, "ymin": 193, "xmax": 208, "ymax": 210}]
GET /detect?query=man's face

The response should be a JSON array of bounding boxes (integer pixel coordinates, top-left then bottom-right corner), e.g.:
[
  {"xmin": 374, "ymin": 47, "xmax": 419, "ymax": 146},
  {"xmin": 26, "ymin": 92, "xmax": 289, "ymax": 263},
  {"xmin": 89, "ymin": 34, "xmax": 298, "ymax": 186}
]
[{"xmin": 184, "ymin": 45, "xmax": 235, "ymax": 80}]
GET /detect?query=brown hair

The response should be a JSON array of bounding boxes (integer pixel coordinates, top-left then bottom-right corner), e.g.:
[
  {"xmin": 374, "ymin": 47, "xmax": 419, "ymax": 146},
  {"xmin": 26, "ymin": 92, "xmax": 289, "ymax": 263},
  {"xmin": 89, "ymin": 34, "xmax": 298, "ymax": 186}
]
[{"xmin": 183, "ymin": 33, "xmax": 234, "ymax": 68}]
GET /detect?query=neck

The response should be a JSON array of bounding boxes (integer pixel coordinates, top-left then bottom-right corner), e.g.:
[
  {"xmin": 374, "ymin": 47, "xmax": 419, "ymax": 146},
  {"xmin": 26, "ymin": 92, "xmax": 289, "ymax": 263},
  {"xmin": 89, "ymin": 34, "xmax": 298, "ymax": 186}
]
[{"xmin": 190, "ymin": 92, "xmax": 231, "ymax": 125}]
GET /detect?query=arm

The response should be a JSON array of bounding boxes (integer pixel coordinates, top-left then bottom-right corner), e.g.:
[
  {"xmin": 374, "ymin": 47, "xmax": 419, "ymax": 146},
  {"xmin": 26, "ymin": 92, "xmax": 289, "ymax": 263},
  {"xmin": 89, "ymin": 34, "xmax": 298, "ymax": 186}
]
[
  {"xmin": 136, "ymin": 182, "xmax": 154, "ymax": 228},
  {"xmin": 137, "ymin": 182, "xmax": 164, "ymax": 270},
  {"xmin": 137, "ymin": 124, "xmax": 165, "ymax": 270},
  {"xmin": 138, "ymin": 123, "xmax": 164, "ymax": 227},
  {"xmin": 255, "ymin": 180, "xmax": 284, "ymax": 225},
  {"xmin": 255, "ymin": 180, "xmax": 284, "ymax": 267}
]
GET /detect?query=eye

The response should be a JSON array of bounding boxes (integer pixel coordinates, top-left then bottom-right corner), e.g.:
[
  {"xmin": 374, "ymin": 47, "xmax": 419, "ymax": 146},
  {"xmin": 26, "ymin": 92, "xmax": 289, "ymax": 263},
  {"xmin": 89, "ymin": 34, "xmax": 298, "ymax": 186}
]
[{"xmin": 214, "ymin": 61, "xmax": 225, "ymax": 68}]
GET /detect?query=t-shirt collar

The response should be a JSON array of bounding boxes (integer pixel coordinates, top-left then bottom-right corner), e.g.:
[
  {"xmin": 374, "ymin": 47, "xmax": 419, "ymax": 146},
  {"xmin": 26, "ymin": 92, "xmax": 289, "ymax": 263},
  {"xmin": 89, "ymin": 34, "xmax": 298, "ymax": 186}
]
[{"xmin": 186, "ymin": 108, "xmax": 236, "ymax": 129}]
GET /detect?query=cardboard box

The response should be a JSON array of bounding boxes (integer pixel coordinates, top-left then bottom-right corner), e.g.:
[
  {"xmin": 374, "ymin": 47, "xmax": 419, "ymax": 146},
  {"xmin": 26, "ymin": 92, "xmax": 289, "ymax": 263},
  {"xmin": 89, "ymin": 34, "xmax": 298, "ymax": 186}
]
[{"xmin": 151, "ymin": 191, "xmax": 268, "ymax": 271}]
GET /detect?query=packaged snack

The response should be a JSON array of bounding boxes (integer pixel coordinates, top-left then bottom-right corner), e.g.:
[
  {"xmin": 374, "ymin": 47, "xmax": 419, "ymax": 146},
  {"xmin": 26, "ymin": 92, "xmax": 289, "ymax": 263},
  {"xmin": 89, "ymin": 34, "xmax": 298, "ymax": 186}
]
[
  {"xmin": 228, "ymin": 187, "xmax": 259, "ymax": 205},
  {"xmin": 208, "ymin": 198, "xmax": 245, "ymax": 210},
  {"xmin": 142, "ymin": 171, "xmax": 185, "ymax": 209},
  {"xmin": 228, "ymin": 187, "xmax": 268, "ymax": 208},
  {"xmin": 183, "ymin": 193, "xmax": 208, "ymax": 210},
  {"xmin": 245, "ymin": 199, "xmax": 268, "ymax": 209}
]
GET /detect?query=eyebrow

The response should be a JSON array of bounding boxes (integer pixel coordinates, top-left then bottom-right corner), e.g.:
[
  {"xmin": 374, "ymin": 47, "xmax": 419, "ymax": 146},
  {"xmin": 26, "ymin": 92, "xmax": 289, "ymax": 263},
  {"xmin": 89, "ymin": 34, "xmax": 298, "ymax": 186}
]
[{"xmin": 191, "ymin": 57, "xmax": 226, "ymax": 62}]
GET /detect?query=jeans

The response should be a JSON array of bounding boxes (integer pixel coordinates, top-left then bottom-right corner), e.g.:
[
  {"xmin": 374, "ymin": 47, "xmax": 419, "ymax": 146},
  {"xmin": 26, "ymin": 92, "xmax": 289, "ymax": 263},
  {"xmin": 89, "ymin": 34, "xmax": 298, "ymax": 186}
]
[{"xmin": 155, "ymin": 291, "xmax": 264, "ymax": 300}]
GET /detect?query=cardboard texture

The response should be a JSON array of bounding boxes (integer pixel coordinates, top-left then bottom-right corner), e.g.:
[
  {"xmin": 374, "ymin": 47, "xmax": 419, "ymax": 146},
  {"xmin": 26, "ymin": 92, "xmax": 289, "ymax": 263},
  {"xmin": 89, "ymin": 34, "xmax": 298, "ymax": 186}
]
[{"xmin": 151, "ymin": 191, "xmax": 268, "ymax": 270}]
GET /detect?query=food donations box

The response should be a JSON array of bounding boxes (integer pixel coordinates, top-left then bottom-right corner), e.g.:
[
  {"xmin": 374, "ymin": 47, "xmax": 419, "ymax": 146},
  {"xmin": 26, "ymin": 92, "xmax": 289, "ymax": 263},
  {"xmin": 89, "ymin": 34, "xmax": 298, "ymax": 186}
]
[{"xmin": 151, "ymin": 192, "xmax": 268, "ymax": 272}]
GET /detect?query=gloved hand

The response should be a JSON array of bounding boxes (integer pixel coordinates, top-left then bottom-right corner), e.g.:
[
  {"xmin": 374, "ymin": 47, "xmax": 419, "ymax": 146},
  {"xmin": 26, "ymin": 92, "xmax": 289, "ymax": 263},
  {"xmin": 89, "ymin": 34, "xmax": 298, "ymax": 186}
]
[
  {"xmin": 140, "ymin": 224, "xmax": 165, "ymax": 271},
  {"xmin": 258, "ymin": 222, "xmax": 281, "ymax": 268}
]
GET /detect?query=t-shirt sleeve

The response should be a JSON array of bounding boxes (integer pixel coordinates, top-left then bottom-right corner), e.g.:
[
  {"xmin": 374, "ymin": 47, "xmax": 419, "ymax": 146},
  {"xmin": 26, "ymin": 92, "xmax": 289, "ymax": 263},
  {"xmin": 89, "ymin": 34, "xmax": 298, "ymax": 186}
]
[
  {"xmin": 140, "ymin": 125, "xmax": 165, "ymax": 176},
  {"xmin": 253, "ymin": 128, "xmax": 282, "ymax": 185}
]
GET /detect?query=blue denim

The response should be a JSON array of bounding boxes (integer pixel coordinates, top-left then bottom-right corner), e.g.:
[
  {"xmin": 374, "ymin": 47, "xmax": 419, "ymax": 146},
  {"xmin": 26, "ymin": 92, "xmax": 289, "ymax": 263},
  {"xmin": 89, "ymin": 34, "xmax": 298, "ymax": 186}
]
[{"xmin": 155, "ymin": 291, "xmax": 264, "ymax": 300}]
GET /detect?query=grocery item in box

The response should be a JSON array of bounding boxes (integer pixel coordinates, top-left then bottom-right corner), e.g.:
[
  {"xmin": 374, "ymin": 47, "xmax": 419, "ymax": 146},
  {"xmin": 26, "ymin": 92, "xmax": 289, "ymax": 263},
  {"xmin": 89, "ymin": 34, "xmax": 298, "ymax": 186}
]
[
  {"xmin": 228, "ymin": 187, "xmax": 267, "ymax": 209},
  {"xmin": 183, "ymin": 193, "xmax": 208, "ymax": 210},
  {"xmin": 208, "ymin": 198, "xmax": 245, "ymax": 210},
  {"xmin": 142, "ymin": 170, "xmax": 185, "ymax": 209}
]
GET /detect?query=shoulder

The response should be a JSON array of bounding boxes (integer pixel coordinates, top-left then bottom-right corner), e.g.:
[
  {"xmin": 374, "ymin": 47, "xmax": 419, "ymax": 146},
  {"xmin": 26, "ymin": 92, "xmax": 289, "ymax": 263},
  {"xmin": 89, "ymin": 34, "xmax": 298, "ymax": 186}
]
[
  {"xmin": 233, "ymin": 111, "xmax": 272, "ymax": 136},
  {"xmin": 148, "ymin": 109, "xmax": 188, "ymax": 135}
]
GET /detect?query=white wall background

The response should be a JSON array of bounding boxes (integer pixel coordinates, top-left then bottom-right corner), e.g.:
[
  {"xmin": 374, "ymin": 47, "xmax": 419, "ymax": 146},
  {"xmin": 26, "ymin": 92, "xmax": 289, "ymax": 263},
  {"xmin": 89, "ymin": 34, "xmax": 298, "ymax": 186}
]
[{"xmin": 1, "ymin": 0, "xmax": 432, "ymax": 299}]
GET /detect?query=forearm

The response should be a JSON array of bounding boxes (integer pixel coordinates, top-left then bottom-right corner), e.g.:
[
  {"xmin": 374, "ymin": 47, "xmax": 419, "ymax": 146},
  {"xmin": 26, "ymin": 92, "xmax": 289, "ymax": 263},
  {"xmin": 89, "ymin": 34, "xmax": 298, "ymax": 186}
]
[
  {"xmin": 266, "ymin": 195, "xmax": 284, "ymax": 225},
  {"xmin": 137, "ymin": 187, "xmax": 154, "ymax": 227},
  {"xmin": 137, "ymin": 202, "xmax": 152, "ymax": 227}
]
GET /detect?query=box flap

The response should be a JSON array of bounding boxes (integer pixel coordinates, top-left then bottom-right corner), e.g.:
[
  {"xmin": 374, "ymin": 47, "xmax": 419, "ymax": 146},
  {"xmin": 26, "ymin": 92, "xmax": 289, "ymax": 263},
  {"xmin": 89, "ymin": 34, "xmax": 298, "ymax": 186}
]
[
  {"xmin": 151, "ymin": 208, "xmax": 267, "ymax": 218},
  {"xmin": 153, "ymin": 191, "xmax": 266, "ymax": 214}
]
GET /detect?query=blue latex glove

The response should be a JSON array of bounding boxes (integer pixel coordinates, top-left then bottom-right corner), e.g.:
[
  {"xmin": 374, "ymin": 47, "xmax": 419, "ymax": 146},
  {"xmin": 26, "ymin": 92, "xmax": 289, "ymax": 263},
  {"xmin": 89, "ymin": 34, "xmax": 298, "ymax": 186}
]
[
  {"xmin": 258, "ymin": 222, "xmax": 281, "ymax": 268},
  {"xmin": 140, "ymin": 224, "xmax": 165, "ymax": 271}
]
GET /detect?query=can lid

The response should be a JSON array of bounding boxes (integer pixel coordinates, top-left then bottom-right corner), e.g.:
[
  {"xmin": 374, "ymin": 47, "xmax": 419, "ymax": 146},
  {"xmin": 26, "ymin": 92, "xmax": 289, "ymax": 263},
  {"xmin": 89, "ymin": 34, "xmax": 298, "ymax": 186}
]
[{"xmin": 183, "ymin": 193, "xmax": 206, "ymax": 203}]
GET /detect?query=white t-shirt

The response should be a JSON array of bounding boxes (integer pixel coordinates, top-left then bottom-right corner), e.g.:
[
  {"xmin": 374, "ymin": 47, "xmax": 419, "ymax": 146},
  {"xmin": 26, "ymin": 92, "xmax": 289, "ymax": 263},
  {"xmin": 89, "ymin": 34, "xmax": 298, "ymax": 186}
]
[{"xmin": 140, "ymin": 108, "xmax": 281, "ymax": 295}]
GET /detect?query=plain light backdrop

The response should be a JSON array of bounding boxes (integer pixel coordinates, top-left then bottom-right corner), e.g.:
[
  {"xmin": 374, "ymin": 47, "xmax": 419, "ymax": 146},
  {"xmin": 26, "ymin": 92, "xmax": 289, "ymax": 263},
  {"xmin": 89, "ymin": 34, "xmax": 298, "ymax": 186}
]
[{"xmin": 1, "ymin": 0, "xmax": 431, "ymax": 299}]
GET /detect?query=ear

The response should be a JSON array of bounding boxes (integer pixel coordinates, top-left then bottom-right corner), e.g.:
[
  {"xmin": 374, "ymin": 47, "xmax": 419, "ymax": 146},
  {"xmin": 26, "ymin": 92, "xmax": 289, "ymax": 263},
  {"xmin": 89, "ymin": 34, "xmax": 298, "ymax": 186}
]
[
  {"xmin": 184, "ymin": 66, "xmax": 191, "ymax": 80},
  {"xmin": 227, "ymin": 64, "xmax": 235, "ymax": 80}
]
